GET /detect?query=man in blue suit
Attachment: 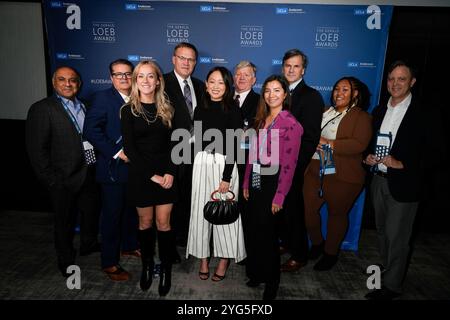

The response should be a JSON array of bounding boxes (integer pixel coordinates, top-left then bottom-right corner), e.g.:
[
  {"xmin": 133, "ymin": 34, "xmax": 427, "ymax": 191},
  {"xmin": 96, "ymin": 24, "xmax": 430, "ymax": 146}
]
[{"xmin": 84, "ymin": 59, "xmax": 139, "ymax": 281}]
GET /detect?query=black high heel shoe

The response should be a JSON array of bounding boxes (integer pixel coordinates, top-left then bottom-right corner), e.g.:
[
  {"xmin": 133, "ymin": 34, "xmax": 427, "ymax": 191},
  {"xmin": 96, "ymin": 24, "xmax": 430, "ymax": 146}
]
[{"xmin": 211, "ymin": 258, "xmax": 230, "ymax": 282}]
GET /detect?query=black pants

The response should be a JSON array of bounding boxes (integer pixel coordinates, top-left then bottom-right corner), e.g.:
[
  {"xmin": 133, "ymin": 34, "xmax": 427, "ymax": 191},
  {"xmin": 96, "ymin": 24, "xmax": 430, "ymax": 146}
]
[
  {"xmin": 246, "ymin": 171, "xmax": 280, "ymax": 285},
  {"xmin": 171, "ymin": 162, "xmax": 193, "ymax": 244},
  {"xmin": 49, "ymin": 170, "xmax": 100, "ymax": 266},
  {"xmin": 279, "ymin": 168, "xmax": 309, "ymax": 262}
]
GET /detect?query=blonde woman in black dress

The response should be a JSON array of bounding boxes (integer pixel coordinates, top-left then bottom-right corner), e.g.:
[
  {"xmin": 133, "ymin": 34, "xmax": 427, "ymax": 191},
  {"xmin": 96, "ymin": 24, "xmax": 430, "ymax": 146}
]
[{"xmin": 121, "ymin": 61, "xmax": 177, "ymax": 296}]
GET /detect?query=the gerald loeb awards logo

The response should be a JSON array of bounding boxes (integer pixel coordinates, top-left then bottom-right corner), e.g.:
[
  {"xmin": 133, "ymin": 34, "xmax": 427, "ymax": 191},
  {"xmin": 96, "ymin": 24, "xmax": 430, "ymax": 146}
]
[
  {"xmin": 92, "ymin": 22, "xmax": 116, "ymax": 43},
  {"xmin": 315, "ymin": 27, "xmax": 340, "ymax": 49},
  {"xmin": 240, "ymin": 26, "xmax": 263, "ymax": 48},
  {"xmin": 167, "ymin": 23, "xmax": 190, "ymax": 45}
]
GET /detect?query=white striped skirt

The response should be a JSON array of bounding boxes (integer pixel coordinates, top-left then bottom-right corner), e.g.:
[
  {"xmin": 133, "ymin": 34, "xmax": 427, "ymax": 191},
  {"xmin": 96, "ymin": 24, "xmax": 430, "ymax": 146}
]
[{"xmin": 186, "ymin": 151, "xmax": 246, "ymax": 263}]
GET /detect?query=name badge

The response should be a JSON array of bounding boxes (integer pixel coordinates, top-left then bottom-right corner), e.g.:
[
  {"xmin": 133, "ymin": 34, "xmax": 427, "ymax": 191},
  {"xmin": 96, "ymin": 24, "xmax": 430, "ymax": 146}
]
[
  {"xmin": 83, "ymin": 141, "xmax": 96, "ymax": 165},
  {"xmin": 251, "ymin": 162, "xmax": 261, "ymax": 189}
]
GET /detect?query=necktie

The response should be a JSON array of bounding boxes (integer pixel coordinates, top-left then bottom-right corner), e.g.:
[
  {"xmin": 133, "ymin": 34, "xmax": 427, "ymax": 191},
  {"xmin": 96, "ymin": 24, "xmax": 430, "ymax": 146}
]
[
  {"xmin": 183, "ymin": 79, "xmax": 193, "ymax": 118},
  {"xmin": 124, "ymin": 96, "xmax": 130, "ymax": 103},
  {"xmin": 234, "ymin": 94, "xmax": 240, "ymax": 107}
]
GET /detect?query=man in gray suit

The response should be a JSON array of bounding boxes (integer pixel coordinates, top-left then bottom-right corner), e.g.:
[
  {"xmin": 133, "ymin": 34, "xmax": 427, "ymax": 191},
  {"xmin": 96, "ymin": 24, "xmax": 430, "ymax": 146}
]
[{"xmin": 26, "ymin": 66, "xmax": 100, "ymax": 277}]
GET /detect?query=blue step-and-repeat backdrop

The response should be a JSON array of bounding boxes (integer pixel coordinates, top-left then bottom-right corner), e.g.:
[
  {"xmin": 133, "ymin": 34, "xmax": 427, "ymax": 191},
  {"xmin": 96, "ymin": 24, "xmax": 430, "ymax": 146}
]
[{"xmin": 43, "ymin": 1, "xmax": 393, "ymax": 251}]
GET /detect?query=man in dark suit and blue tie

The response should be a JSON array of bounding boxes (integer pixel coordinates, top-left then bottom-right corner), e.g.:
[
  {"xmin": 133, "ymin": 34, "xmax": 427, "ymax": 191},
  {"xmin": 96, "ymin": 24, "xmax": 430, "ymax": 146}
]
[
  {"xmin": 280, "ymin": 49, "xmax": 324, "ymax": 272},
  {"xmin": 26, "ymin": 66, "xmax": 100, "ymax": 277},
  {"xmin": 164, "ymin": 42, "xmax": 204, "ymax": 248},
  {"xmin": 84, "ymin": 59, "xmax": 140, "ymax": 281}
]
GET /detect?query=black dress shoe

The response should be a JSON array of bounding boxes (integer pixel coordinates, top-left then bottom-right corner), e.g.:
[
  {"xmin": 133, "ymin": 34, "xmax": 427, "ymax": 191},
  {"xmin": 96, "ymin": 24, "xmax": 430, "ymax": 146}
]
[
  {"xmin": 313, "ymin": 253, "xmax": 338, "ymax": 271},
  {"xmin": 308, "ymin": 242, "xmax": 324, "ymax": 260},
  {"xmin": 365, "ymin": 287, "xmax": 401, "ymax": 300},
  {"xmin": 246, "ymin": 279, "xmax": 261, "ymax": 287},
  {"xmin": 80, "ymin": 243, "xmax": 101, "ymax": 256}
]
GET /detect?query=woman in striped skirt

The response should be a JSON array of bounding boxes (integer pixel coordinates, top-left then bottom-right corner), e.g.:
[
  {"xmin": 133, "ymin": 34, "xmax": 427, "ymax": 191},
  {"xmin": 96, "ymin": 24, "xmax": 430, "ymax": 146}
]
[{"xmin": 186, "ymin": 66, "xmax": 246, "ymax": 281}]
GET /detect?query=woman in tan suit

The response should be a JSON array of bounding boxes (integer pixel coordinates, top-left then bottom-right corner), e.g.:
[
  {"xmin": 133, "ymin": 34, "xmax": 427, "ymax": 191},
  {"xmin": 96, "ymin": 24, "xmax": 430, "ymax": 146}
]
[{"xmin": 303, "ymin": 76, "xmax": 372, "ymax": 271}]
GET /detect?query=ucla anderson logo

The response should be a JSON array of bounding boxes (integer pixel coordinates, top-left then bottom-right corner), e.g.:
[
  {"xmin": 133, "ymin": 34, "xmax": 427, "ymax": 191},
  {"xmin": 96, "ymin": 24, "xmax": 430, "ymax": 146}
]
[
  {"xmin": 199, "ymin": 57, "xmax": 212, "ymax": 64},
  {"xmin": 200, "ymin": 6, "xmax": 212, "ymax": 12},
  {"xmin": 272, "ymin": 59, "xmax": 282, "ymax": 66},
  {"xmin": 125, "ymin": 4, "xmax": 137, "ymax": 11},
  {"xmin": 56, "ymin": 53, "xmax": 68, "ymax": 60},
  {"xmin": 50, "ymin": 1, "xmax": 62, "ymax": 8},
  {"xmin": 276, "ymin": 8, "xmax": 288, "ymax": 14}
]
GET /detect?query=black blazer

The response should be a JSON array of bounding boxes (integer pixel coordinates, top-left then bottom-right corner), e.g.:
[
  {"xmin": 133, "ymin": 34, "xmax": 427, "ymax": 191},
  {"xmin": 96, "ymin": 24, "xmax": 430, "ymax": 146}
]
[
  {"xmin": 163, "ymin": 71, "xmax": 205, "ymax": 131},
  {"xmin": 26, "ymin": 95, "xmax": 88, "ymax": 191},
  {"xmin": 370, "ymin": 96, "xmax": 442, "ymax": 202},
  {"xmin": 290, "ymin": 80, "xmax": 324, "ymax": 174},
  {"xmin": 240, "ymin": 89, "xmax": 259, "ymax": 129}
]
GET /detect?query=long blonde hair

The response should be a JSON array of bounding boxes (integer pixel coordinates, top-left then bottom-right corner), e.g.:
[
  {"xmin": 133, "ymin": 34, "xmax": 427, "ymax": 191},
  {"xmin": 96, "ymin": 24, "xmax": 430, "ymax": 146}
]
[{"xmin": 128, "ymin": 60, "xmax": 173, "ymax": 127}]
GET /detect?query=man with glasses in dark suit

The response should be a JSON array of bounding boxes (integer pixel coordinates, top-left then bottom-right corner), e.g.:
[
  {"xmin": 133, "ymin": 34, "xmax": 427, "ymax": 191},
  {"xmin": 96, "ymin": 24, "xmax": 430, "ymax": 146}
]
[{"xmin": 84, "ymin": 59, "xmax": 140, "ymax": 281}]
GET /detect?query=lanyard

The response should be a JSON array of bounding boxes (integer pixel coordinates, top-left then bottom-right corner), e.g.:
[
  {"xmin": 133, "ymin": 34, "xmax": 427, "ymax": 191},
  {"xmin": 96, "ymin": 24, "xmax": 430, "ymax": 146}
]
[
  {"xmin": 321, "ymin": 106, "xmax": 353, "ymax": 131},
  {"xmin": 57, "ymin": 95, "xmax": 85, "ymax": 135},
  {"xmin": 317, "ymin": 144, "xmax": 333, "ymax": 198},
  {"xmin": 258, "ymin": 115, "xmax": 278, "ymax": 161}
]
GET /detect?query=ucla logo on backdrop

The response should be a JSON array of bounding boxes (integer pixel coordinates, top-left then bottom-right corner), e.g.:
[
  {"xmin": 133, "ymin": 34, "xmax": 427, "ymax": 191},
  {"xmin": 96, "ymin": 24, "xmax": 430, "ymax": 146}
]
[
  {"xmin": 199, "ymin": 57, "xmax": 212, "ymax": 64},
  {"xmin": 167, "ymin": 24, "xmax": 190, "ymax": 45},
  {"xmin": 125, "ymin": 3, "xmax": 153, "ymax": 11},
  {"xmin": 200, "ymin": 5, "xmax": 229, "ymax": 13},
  {"xmin": 92, "ymin": 22, "xmax": 116, "ymax": 43},
  {"xmin": 315, "ymin": 26, "xmax": 339, "ymax": 49},
  {"xmin": 240, "ymin": 25, "xmax": 263, "ymax": 48},
  {"xmin": 272, "ymin": 59, "xmax": 282, "ymax": 66},
  {"xmin": 366, "ymin": 5, "xmax": 381, "ymax": 30},
  {"xmin": 66, "ymin": 4, "xmax": 81, "ymax": 30},
  {"xmin": 125, "ymin": 4, "xmax": 137, "ymax": 11},
  {"xmin": 200, "ymin": 5, "xmax": 212, "ymax": 12},
  {"xmin": 50, "ymin": 1, "xmax": 62, "ymax": 8},
  {"xmin": 56, "ymin": 53, "xmax": 84, "ymax": 60},
  {"xmin": 354, "ymin": 8, "xmax": 366, "ymax": 15},
  {"xmin": 127, "ymin": 55, "xmax": 155, "ymax": 62},
  {"xmin": 56, "ymin": 53, "xmax": 68, "ymax": 60},
  {"xmin": 347, "ymin": 62, "xmax": 359, "ymax": 68},
  {"xmin": 276, "ymin": 8, "xmax": 288, "ymax": 14},
  {"xmin": 128, "ymin": 55, "xmax": 139, "ymax": 62}
]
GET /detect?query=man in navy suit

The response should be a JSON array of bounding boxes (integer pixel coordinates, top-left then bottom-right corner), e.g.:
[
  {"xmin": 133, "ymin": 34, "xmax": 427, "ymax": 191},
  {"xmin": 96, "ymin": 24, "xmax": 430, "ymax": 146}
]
[
  {"xmin": 280, "ymin": 49, "xmax": 324, "ymax": 272},
  {"xmin": 26, "ymin": 66, "xmax": 100, "ymax": 277},
  {"xmin": 364, "ymin": 60, "xmax": 443, "ymax": 300},
  {"xmin": 164, "ymin": 42, "xmax": 204, "ymax": 248},
  {"xmin": 84, "ymin": 59, "xmax": 139, "ymax": 281}
]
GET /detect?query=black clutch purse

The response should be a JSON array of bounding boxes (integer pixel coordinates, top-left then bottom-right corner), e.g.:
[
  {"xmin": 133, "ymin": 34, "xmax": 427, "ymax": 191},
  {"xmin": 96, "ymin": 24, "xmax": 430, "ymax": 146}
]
[{"xmin": 203, "ymin": 190, "xmax": 239, "ymax": 225}]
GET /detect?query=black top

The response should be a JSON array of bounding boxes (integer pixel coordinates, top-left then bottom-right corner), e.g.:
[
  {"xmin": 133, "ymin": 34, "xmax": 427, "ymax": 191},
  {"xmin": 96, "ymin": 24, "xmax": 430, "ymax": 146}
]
[
  {"xmin": 193, "ymin": 100, "xmax": 243, "ymax": 182},
  {"xmin": 121, "ymin": 103, "xmax": 176, "ymax": 179}
]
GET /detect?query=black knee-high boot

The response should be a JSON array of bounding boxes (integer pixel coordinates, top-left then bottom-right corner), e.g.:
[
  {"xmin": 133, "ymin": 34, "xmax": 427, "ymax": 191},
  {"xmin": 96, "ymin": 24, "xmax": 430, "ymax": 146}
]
[
  {"xmin": 158, "ymin": 230, "xmax": 174, "ymax": 296},
  {"xmin": 138, "ymin": 228, "xmax": 155, "ymax": 291}
]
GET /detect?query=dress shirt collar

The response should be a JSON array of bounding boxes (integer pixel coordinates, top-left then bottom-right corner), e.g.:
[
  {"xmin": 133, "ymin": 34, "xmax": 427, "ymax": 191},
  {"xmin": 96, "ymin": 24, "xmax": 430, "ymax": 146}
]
[
  {"xmin": 387, "ymin": 92, "xmax": 412, "ymax": 111},
  {"xmin": 289, "ymin": 78, "xmax": 303, "ymax": 92}
]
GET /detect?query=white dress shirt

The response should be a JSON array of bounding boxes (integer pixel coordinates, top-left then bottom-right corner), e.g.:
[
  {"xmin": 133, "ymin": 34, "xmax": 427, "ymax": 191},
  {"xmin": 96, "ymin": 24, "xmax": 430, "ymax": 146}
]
[{"xmin": 377, "ymin": 93, "xmax": 412, "ymax": 172}]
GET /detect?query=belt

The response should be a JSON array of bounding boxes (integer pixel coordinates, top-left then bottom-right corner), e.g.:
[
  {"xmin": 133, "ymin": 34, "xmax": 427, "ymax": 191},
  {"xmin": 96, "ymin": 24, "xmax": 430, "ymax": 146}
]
[{"xmin": 375, "ymin": 171, "xmax": 388, "ymax": 178}]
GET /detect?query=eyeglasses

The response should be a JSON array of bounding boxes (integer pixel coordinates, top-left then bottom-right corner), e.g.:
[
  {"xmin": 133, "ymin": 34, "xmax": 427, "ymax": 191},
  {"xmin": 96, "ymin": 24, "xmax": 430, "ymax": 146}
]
[
  {"xmin": 112, "ymin": 72, "xmax": 132, "ymax": 79},
  {"xmin": 175, "ymin": 55, "xmax": 196, "ymax": 64}
]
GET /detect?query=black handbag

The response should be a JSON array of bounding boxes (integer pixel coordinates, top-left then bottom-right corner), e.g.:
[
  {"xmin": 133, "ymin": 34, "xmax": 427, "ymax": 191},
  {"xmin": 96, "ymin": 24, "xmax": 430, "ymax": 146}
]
[{"xmin": 203, "ymin": 190, "xmax": 239, "ymax": 225}]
